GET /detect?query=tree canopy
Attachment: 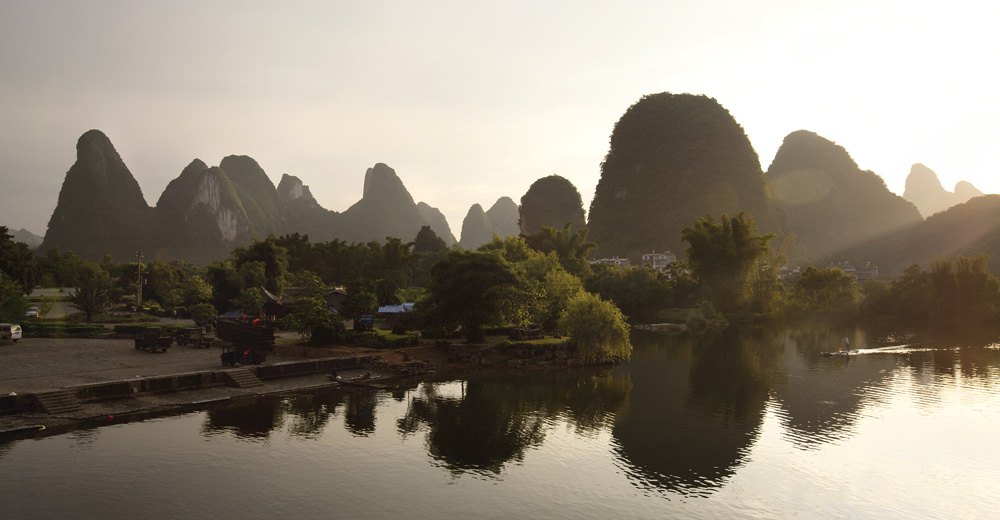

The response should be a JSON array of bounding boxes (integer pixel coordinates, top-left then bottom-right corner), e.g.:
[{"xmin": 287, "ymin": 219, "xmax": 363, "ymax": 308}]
[
  {"xmin": 558, "ymin": 291, "xmax": 632, "ymax": 363},
  {"xmin": 0, "ymin": 226, "xmax": 38, "ymax": 294},
  {"xmin": 423, "ymin": 250, "xmax": 534, "ymax": 343},
  {"xmin": 521, "ymin": 222, "xmax": 597, "ymax": 276},
  {"xmin": 681, "ymin": 212, "xmax": 780, "ymax": 314}
]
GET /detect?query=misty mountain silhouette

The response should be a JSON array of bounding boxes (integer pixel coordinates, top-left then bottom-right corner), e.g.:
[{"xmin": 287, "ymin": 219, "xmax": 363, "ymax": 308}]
[
  {"xmin": 903, "ymin": 163, "xmax": 982, "ymax": 218},
  {"xmin": 40, "ymin": 131, "xmax": 456, "ymax": 262}
]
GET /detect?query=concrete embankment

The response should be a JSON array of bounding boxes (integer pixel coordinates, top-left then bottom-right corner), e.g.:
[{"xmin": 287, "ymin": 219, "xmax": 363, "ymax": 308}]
[{"xmin": 0, "ymin": 356, "xmax": 374, "ymax": 438}]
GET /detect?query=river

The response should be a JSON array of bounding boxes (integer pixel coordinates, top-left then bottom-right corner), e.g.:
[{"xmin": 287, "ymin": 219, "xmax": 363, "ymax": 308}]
[{"xmin": 2, "ymin": 322, "xmax": 999, "ymax": 519}]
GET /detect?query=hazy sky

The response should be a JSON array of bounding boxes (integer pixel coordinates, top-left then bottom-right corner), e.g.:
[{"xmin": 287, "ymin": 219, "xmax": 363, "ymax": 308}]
[{"xmin": 1, "ymin": 0, "xmax": 997, "ymax": 238}]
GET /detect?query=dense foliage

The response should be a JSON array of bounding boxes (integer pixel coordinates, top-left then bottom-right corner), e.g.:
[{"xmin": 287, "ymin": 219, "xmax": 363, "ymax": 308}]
[
  {"xmin": 558, "ymin": 291, "xmax": 632, "ymax": 363},
  {"xmin": 0, "ymin": 226, "xmax": 38, "ymax": 294},
  {"xmin": 0, "ymin": 272, "xmax": 28, "ymax": 323},
  {"xmin": 521, "ymin": 223, "xmax": 597, "ymax": 276},
  {"xmin": 860, "ymin": 255, "xmax": 1000, "ymax": 327},
  {"xmin": 681, "ymin": 213, "xmax": 782, "ymax": 315},
  {"xmin": 71, "ymin": 265, "xmax": 113, "ymax": 322},
  {"xmin": 584, "ymin": 263, "xmax": 672, "ymax": 321},
  {"xmin": 281, "ymin": 277, "xmax": 345, "ymax": 343},
  {"xmin": 789, "ymin": 266, "xmax": 860, "ymax": 316},
  {"xmin": 422, "ymin": 250, "xmax": 537, "ymax": 342}
]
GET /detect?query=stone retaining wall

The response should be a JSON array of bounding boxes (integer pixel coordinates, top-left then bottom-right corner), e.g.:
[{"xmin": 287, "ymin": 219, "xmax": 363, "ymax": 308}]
[{"xmin": 0, "ymin": 356, "xmax": 372, "ymax": 415}]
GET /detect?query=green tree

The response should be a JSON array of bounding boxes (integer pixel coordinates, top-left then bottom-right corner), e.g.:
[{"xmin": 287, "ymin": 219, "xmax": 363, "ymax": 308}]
[
  {"xmin": 342, "ymin": 280, "xmax": 378, "ymax": 331},
  {"xmin": 376, "ymin": 277, "xmax": 401, "ymax": 306},
  {"xmin": 231, "ymin": 235, "xmax": 290, "ymax": 295},
  {"xmin": 282, "ymin": 277, "xmax": 344, "ymax": 344},
  {"xmin": 521, "ymin": 222, "xmax": 597, "ymax": 276},
  {"xmin": 538, "ymin": 269, "xmax": 584, "ymax": 331},
  {"xmin": 790, "ymin": 266, "xmax": 859, "ymax": 315},
  {"xmin": 190, "ymin": 302, "xmax": 218, "ymax": 325},
  {"xmin": 37, "ymin": 247, "xmax": 91, "ymax": 288},
  {"xmin": 583, "ymin": 264, "xmax": 673, "ymax": 321},
  {"xmin": 231, "ymin": 287, "xmax": 266, "ymax": 318},
  {"xmin": 680, "ymin": 212, "xmax": 779, "ymax": 314},
  {"xmin": 181, "ymin": 275, "xmax": 213, "ymax": 307},
  {"xmin": 414, "ymin": 225, "xmax": 447, "ymax": 254},
  {"xmin": 423, "ymin": 250, "xmax": 530, "ymax": 343},
  {"xmin": 0, "ymin": 272, "xmax": 28, "ymax": 322},
  {"xmin": 478, "ymin": 234, "xmax": 535, "ymax": 264},
  {"xmin": 71, "ymin": 266, "xmax": 112, "ymax": 322},
  {"xmin": 144, "ymin": 259, "xmax": 184, "ymax": 308},
  {"xmin": 0, "ymin": 226, "xmax": 38, "ymax": 294},
  {"xmin": 557, "ymin": 291, "xmax": 632, "ymax": 363}
]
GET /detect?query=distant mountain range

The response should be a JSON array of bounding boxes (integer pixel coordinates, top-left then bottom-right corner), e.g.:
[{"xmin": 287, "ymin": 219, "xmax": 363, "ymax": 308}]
[
  {"xmin": 458, "ymin": 197, "xmax": 520, "ymax": 249},
  {"xmin": 30, "ymin": 95, "xmax": 1000, "ymax": 277},
  {"xmin": 765, "ymin": 130, "xmax": 923, "ymax": 265},
  {"xmin": 902, "ymin": 163, "xmax": 982, "ymax": 218},
  {"xmin": 11, "ymin": 228, "xmax": 42, "ymax": 248},
  {"xmin": 39, "ymin": 130, "xmax": 460, "ymax": 263},
  {"xmin": 584, "ymin": 93, "xmax": 998, "ymax": 276}
]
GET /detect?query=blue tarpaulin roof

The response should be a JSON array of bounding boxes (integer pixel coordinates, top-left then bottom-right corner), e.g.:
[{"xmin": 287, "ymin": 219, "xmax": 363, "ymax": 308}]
[
  {"xmin": 219, "ymin": 309, "xmax": 243, "ymax": 319},
  {"xmin": 377, "ymin": 303, "xmax": 415, "ymax": 314}
]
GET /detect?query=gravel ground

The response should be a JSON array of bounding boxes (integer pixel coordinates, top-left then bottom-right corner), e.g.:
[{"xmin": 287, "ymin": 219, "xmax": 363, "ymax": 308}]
[
  {"xmin": 0, "ymin": 331, "xmax": 395, "ymax": 435},
  {"xmin": 0, "ymin": 327, "xmax": 354, "ymax": 395}
]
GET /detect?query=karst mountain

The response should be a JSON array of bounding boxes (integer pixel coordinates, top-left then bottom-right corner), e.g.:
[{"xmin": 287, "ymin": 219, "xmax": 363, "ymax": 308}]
[{"xmin": 40, "ymin": 131, "xmax": 456, "ymax": 263}]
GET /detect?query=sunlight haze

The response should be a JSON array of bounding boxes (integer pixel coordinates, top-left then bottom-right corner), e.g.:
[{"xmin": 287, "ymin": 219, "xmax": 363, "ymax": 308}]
[{"xmin": 1, "ymin": 0, "xmax": 997, "ymax": 237}]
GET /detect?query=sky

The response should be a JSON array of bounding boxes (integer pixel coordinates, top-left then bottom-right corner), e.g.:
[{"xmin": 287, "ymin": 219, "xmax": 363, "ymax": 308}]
[{"xmin": 1, "ymin": 0, "xmax": 998, "ymax": 239}]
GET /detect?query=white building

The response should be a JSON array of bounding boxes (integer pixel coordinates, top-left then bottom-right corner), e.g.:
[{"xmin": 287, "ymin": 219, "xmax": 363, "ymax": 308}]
[
  {"xmin": 590, "ymin": 257, "xmax": 631, "ymax": 268},
  {"xmin": 641, "ymin": 250, "xmax": 677, "ymax": 272}
]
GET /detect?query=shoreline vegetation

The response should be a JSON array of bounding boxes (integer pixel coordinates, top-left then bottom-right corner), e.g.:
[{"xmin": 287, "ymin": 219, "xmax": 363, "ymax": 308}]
[{"xmin": 5, "ymin": 205, "xmax": 1000, "ymax": 373}]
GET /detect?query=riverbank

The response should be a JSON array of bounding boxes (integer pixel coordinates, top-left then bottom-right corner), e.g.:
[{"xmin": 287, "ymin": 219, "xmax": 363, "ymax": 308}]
[
  {"xmin": 0, "ymin": 333, "xmax": 441, "ymax": 439},
  {"xmin": 0, "ymin": 331, "xmax": 594, "ymax": 439}
]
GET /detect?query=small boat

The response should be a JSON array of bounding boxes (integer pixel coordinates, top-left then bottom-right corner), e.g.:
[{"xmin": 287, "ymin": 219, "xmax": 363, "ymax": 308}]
[{"xmin": 822, "ymin": 350, "xmax": 858, "ymax": 357}]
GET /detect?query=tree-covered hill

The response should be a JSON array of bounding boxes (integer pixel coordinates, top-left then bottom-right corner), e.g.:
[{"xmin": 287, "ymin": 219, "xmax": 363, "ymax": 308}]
[
  {"xmin": 766, "ymin": 130, "xmax": 922, "ymax": 266},
  {"xmin": 39, "ymin": 129, "xmax": 153, "ymax": 260},
  {"xmin": 845, "ymin": 194, "xmax": 1000, "ymax": 276},
  {"xmin": 588, "ymin": 93, "xmax": 786, "ymax": 261},
  {"xmin": 519, "ymin": 175, "xmax": 586, "ymax": 235}
]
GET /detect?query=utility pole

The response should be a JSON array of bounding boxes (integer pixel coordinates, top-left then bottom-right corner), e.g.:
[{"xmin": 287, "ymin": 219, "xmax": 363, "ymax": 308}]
[{"xmin": 136, "ymin": 251, "xmax": 144, "ymax": 311}]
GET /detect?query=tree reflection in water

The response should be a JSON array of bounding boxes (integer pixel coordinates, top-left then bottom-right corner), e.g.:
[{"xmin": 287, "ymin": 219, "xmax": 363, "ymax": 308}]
[
  {"xmin": 203, "ymin": 398, "xmax": 284, "ymax": 439},
  {"xmin": 775, "ymin": 320, "xmax": 1000, "ymax": 449},
  {"xmin": 201, "ymin": 385, "xmax": 409, "ymax": 440},
  {"xmin": 189, "ymin": 322, "xmax": 1000, "ymax": 497},
  {"xmin": 612, "ymin": 328, "xmax": 780, "ymax": 497},
  {"xmin": 398, "ymin": 369, "xmax": 630, "ymax": 476}
]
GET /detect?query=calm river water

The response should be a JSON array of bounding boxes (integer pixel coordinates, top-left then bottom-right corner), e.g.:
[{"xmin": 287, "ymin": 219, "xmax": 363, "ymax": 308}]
[{"xmin": 3, "ymin": 323, "xmax": 1000, "ymax": 519}]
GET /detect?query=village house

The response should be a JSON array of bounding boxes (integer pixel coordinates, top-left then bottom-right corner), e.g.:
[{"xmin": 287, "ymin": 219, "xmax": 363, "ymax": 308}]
[
  {"xmin": 641, "ymin": 250, "xmax": 677, "ymax": 272},
  {"xmin": 589, "ymin": 256, "xmax": 631, "ymax": 268}
]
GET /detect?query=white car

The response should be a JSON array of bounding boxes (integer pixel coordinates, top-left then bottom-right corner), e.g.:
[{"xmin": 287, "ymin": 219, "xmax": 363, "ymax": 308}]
[
  {"xmin": 0, "ymin": 323, "xmax": 22, "ymax": 342},
  {"xmin": 26, "ymin": 307, "xmax": 38, "ymax": 318}
]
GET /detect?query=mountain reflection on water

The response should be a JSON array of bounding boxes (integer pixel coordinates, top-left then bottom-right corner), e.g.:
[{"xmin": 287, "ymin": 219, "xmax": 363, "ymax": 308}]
[
  {"xmin": 188, "ymin": 321, "xmax": 1000, "ymax": 498},
  {"xmin": 8, "ymin": 320, "xmax": 1000, "ymax": 519}
]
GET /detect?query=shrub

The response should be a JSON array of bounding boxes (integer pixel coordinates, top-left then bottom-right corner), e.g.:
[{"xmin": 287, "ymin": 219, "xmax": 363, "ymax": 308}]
[{"xmin": 558, "ymin": 291, "xmax": 631, "ymax": 363}]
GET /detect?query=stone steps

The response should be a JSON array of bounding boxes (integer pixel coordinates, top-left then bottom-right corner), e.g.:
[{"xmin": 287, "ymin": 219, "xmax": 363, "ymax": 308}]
[
  {"xmin": 34, "ymin": 389, "xmax": 82, "ymax": 414},
  {"xmin": 224, "ymin": 368, "xmax": 264, "ymax": 388}
]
